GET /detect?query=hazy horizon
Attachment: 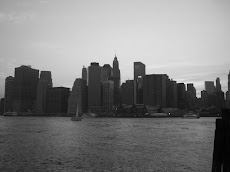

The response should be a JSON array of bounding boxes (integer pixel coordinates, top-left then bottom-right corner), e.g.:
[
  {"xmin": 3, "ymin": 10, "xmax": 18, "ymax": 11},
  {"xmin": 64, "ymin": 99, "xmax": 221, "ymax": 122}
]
[{"xmin": 1, "ymin": 0, "xmax": 230, "ymax": 98}]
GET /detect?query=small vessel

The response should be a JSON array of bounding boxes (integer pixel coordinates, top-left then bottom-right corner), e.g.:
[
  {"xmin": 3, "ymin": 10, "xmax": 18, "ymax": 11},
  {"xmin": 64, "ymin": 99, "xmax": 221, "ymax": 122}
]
[
  {"xmin": 71, "ymin": 105, "xmax": 82, "ymax": 121},
  {"xmin": 183, "ymin": 112, "xmax": 200, "ymax": 118},
  {"xmin": 4, "ymin": 112, "xmax": 17, "ymax": 116},
  {"xmin": 82, "ymin": 111, "xmax": 96, "ymax": 118}
]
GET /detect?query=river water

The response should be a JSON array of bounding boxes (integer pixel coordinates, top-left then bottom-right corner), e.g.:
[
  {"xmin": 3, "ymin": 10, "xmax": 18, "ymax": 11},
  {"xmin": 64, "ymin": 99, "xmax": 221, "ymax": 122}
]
[{"xmin": 0, "ymin": 117, "xmax": 217, "ymax": 172}]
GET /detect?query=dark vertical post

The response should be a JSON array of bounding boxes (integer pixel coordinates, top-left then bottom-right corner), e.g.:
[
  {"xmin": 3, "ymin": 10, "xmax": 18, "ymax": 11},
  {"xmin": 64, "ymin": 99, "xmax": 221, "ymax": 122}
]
[{"xmin": 212, "ymin": 109, "xmax": 230, "ymax": 172}]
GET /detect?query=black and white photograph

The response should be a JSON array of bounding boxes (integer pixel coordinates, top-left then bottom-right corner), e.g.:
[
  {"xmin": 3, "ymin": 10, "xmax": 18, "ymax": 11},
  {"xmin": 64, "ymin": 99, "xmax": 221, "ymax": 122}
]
[{"xmin": 0, "ymin": 0, "xmax": 230, "ymax": 171}]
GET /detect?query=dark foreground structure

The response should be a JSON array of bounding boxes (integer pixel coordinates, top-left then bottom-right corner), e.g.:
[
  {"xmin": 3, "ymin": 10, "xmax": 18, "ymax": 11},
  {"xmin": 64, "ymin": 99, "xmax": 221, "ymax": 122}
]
[{"xmin": 212, "ymin": 109, "xmax": 230, "ymax": 172}]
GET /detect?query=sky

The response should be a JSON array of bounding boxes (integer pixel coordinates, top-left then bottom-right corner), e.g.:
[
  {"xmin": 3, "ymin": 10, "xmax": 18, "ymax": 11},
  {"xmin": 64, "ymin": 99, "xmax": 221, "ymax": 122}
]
[{"xmin": 0, "ymin": 0, "xmax": 230, "ymax": 98}]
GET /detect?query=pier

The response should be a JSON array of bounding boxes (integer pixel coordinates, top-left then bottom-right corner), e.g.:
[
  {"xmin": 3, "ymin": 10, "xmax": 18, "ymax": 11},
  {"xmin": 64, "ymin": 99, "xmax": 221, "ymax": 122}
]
[{"xmin": 212, "ymin": 109, "xmax": 230, "ymax": 172}]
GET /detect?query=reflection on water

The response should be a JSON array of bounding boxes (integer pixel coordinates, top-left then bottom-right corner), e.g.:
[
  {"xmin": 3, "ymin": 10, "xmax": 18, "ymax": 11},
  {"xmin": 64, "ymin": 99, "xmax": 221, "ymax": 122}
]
[{"xmin": 0, "ymin": 117, "xmax": 216, "ymax": 172}]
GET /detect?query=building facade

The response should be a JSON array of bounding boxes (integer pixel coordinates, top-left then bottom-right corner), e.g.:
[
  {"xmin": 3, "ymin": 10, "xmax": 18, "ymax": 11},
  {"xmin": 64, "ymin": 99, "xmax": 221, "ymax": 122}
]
[
  {"xmin": 13, "ymin": 65, "xmax": 39, "ymax": 112},
  {"xmin": 36, "ymin": 71, "xmax": 52, "ymax": 113},
  {"xmin": 46, "ymin": 87, "xmax": 70, "ymax": 113},
  {"xmin": 102, "ymin": 80, "xmax": 114, "ymax": 112},
  {"xmin": 88, "ymin": 62, "xmax": 102, "ymax": 109},
  {"xmin": 205, "ymin": 81, "xmax": 215, "ymax": 95},
  {"xmin": 68, "ymin": 79, "xmax": 87, "ymax": 115},
  {"xmin": 4, "ymin": 76, "xmax": 14, "ymax": 112},
  {"xmin": 177, "ymin": 83, "xmax": 186, "ymax": 109},
  {"xmin": 134, "ymin": 62, "xmax": 145, "ymax": 104},
  {"xmin": 111, "ymin": 56, "xmax": 120, "ymax": 106},
  {"xmin": 143, "ymin": 74, "xmax": 168, "ymax": 108},
  {"xmin": 82, "ymin": 66, "xmax": 87, "ymax": 84},
  {"xmin": 121, "ymin": 80, "xmax": 134, "ymax": 105}
]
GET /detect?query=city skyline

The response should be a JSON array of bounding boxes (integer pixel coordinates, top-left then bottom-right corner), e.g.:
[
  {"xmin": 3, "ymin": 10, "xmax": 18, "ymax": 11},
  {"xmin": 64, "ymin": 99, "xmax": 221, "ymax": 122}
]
[{"xmin": 1, "ymin": 0, "xmax": 230, "ymax": 98}]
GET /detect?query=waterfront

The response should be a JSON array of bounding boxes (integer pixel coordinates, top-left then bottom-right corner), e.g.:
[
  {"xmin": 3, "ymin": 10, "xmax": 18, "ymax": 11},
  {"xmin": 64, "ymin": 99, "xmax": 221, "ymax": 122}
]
[{"xmin": 0, "ymin": 117, "xmax": 217, "ymax": 172}]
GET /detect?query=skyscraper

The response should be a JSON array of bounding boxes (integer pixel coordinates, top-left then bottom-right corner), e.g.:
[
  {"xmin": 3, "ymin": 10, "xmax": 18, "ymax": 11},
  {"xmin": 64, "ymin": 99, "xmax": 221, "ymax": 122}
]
[
  {"xmin": 13, "ymin": 65, "xmax": 39, "ymax": 112},
  {"xmin": 177, "ymin": 83, "xmax": 186, "ymax": 109},
  {"xmin": 205, "ymin": 81, "xmax": 215, "ymax": 94},
  {"xmin": 46, "ymin": 87, "xmax": 70, "ymax": 113},
  {"xmin": 134, "ymin": 62, "xmax": 145, "ymax": 104},
  {"xmin": 121, "ymin": 80, "xmax": 134, "ymax": 105},
  {"xmin": 102, "ymin": 64, "xmax": 112, "ymax": 82},
  {"xmin": 88, "ymin": 62, "xmax": 102, "ymax": 109},
  {"xmin": 36, "ymin": 71, "xmax": 52, "ymax": 113},
  {"xmin": 186, "ymin": 83, "xmax": 197, "ymax": 109},
  {"xmin": 143, "ymin": 74, "xmax": 168, "ymax": 107},
  {"xmin": 68, "ymin": 79, "xmax": 87, "ymax": 114},
  {"xmin": 166, "ymin": 79, "xmax": 177, "ymax": 108},
  {"xmin": 102, "ymin": 80, "xmax": 114, "ymax": 112},
  {"xmin": 82, "ymin": 66, "xmax": 87, "ymax": 83},
  {"xmin": 112, "ymin": 55, "xmax": 120, "ymax": 79},
  {"xmin": 111, "ymin": 56, "xmax": 121, "ymax": 106},
  {"xmin": 4, "ymin": 76, "xmax": 14, "ymax": 112},
  {"xmin": 134, "ymin": 62, "xmax": 145, "ymax": 80},
  {"xmin": 216, "ymin": 77, "xmax": 221, "ymax": 92}
]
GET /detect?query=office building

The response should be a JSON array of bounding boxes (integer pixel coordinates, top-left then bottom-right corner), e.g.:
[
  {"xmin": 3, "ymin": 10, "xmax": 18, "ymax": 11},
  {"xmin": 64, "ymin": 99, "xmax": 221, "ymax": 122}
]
[
  {"xmin": 201, "ymin": 90, "xmax": 209, "ymax": 107},
  {"xmin": 134, "ymin": 62, "xmax": 145, "ymax": 81},
  {"xmin": 82, "ymin": 66, "xmax": 87, "ymax": 83},
  {"xmin": 13, "ymin": 65, "xmax": 39, "ymax": 112},
  {"xmin": 36, "ymin": 71, "xmax": 53, "ymax": 113},
  {"xmin": 121, "ymin": 80, "xmax": 134, "ymax": 105},
  {"xmin": 166, "ymin": 79, "xmax": 177, "ymax": 108},
  {"xmin": 143, "ymin": 74, "xmax": 168, "ymax": 107},
  {"xmin": 177, "ymin": 83, "xmax": 186, "ymax": 109},
  {"xmin": 102, "ymin": 64, "xmax": 112, "ymax": 82},
  {"xmin": 88, "ymin": 62, "xmax": 102, "ymax": 108},
  {"xmin": 186, "ymin": 83, "xmax": 197, "ymax": 109},
  {"xmin": 68, "ymin": 79, "xmax": 87, "ymax": 114},
  {"xmin": 102, "ymin": 80, "xmax": 114, "ymax": 112},
  {"xmin": 205, "ymin": 81, "xmax": 215, "ymax": 95},
  {"xmin": 111, "ymin": 56, "xmax": 121, "ymax": 106},
  {"xmin": 216, "ymin": 77, "xmax": 221, "ymax": 92},
  {"xmin": 112, "ymin": 55, "xmax": 120, "ymax": 79},
  {"xmin": 4, "ymin": 76, "xmax": 14, "ymax": 112},
  {"xmin": 134, "ymin": 62, "xmax": 145, "ymax": 104},
  {"xmin": 46, "ymin": 87, "xmax": 70, "ymax": 113}
]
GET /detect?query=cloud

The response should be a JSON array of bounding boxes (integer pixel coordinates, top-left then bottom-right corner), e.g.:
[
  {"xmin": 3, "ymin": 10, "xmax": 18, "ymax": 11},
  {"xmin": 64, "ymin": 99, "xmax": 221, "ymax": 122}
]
[{"xmin": 0, "ymin": 11, "xmax": 36, "ymax": 24}]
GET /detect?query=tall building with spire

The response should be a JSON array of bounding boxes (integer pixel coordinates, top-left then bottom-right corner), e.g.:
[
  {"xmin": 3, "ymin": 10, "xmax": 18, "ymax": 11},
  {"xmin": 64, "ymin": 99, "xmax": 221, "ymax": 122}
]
[{"xmin": 109, "ymin": 55, "xmax": 121, "ymax": 106}]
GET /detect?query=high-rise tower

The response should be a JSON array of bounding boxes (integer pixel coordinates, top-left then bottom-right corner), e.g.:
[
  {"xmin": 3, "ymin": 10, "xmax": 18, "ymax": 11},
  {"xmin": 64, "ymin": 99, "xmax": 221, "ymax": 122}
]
[
  {"xmin": 88, "ymin": 62, "xmax": 102, "ymax": 109},
  {"xmin": 82, "ymin": 66, "xmax": 87, "ymax": 83},
  {"xmin": 36, "ymin": 71, "xmax": 53, "ymax": 113},
  {"xmin": 134, "ymin": 62, "xmax": 145, "ymax": 104},
  {"xmin": 110, "ymin": 55, "xmax": 121, "ymax": 106},
  {"xmin": 4, "ymin": 76, "xmax": 14, "ymax": 112},
  {"xmin": 13, "ymin": 65, "xmax": 39, "ymax": 112},
  {"xmin": 68, "ymin": 78, "xmax": 87, "ymax": 114},
  {"xmin": 216, "ymin": 77, "xmax": 221, "ymax": 92}
]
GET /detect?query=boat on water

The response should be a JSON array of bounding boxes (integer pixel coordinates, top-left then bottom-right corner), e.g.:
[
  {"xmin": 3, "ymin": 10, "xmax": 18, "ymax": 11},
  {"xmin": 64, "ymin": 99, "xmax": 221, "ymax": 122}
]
[
  {"xmin": 147, "ymin": 112, "xmax": 169, "ymax": 118},
  {"xmin": 71, "ymin": 105, "xmax": 82, "ymax": 121},
  {"xmin": 82, "ymin": 112, "xmax": 96, "ymax": 118},
  {"xmin": 4, "ymin": 112, "xmax": 17, "ymax": 116},
  {"xmin": 183, "ymin": 112, "xmax": 200, "ymax": 118}
]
